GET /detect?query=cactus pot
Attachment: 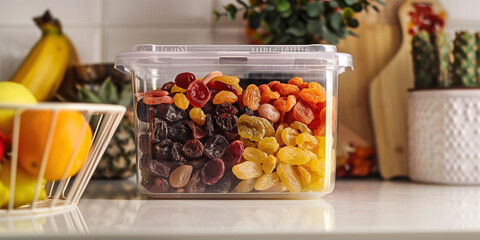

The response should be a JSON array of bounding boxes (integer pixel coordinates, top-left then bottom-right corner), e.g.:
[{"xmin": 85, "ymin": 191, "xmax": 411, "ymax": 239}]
[{"xmin": 407, "ymin": 89, "xmax": 480, "ymax": 184}]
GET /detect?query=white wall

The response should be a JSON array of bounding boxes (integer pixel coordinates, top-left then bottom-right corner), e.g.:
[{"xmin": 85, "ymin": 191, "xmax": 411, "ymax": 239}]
[{"xmin": 0, "ymin": 0, "xmax": 478, "ymax": 82}]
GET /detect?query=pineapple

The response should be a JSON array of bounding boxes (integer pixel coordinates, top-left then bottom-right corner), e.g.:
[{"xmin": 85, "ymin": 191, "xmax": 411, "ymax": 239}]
[
  {"xmin": 411, "ymin": 30, "xmax": 435, "ymax": 89},
  {"xmin": 452, "ymin": 31, "xmax": 476, "ymax": 87},
  {"xmin": 78, "ymin": 78, "xmax": 136, "ymax": 178}
]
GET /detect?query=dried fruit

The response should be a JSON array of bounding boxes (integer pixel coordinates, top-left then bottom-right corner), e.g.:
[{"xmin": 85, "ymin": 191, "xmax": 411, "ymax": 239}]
[
  {"xmin": 171, "ymin": 142, "xmax": 187, "ymax": 165},
  {"xmin": 188, "ymin": 120, "xmax": 206, "ymax": 139},
  {"xmin": 186, "ymin": 80, "xmax": 211, "ymax": 108},
  {"xmin": 186, "ymin": 170, "xmax": 206, "ymax": 193},
  {"xmin": 277, "ymin": 146, "xmax": 310, "ymax": 165},
  {"xmin": 162, "ymin": 104, "xmax": 188, "ymax": 122},
  {"xmin": 189, "ymin": 107, "xmax": 206, "ymax": 126},
  {"xmin": 214, "ymin": 102, "xmax": 238, "ymax": 116},
  {"xmin": 202, "ymin": 71, "xmax": 222, "ymax": 85},
  {"xmin": 257, "ymin": 117, "xmax": 275, "ymax": 137},
  {"xmin": 221, "ymin": 140, "xmax": 245, "ymax": 168},
  {"xmin": 233, "ymin": 178, "xmax": 256, "ymax": 193},
  {"xmin": 169, "ymin": 165, "xmax": 193, "ymax": 188},
  {"xmin": 304, "ymin": 154, "xmax": 325, "ymax": 175},
  {"xmin": 201, "ymin": 158, "xmax": 225, "ymax": 185},
  {"xmin": 277, "ymin": 162, "xmax": 301, "ymax": 192},
  {"xmin": 309, "ymin": 173, "xmax": 327, "ymax": 192},
  {"xmin": 287, "ymin": 77, "xmax": 304, "ymax": 87},
  {"xmin": 139, "ymin": 134, "xmax": 150, "ymax": 154},
  {"xmin": 281, "ymin": 127, "xmax": 299, "ymax": 146},
  {"xmin": 262, "ymin": 155, "xmax": 277, "ymax": 174},
  {"xmin": 238, "ymin": 106, "xmax": 254, "ymax": 116},
  {"xmin": 167, "ymin": 122, "xmax": 191, "ymax": 142},
  {"xmin": 189, "ymin": 158, "xmax": 208, "ymax": 169},
  {"xmin": 206, "ymin": 175, "xmax": 231, "ymax": 192},
  {"xmin": 182, "ymin": 139, "xmax": 204, "ymax": 159},
  {"xmin": 257, "ymin": 103, "xmax": 280, "ymax": 123},
  {"xmin": 147, "ymin": 161, "xmax": 171, "ymax": 178},
  {"xmin": 203, "ymin": 134, "xmax": 229, "ymax": 160},
  {"xmin": 260, "ymin": 85, "xmax": 280, "ymax": 104},
  {"xmin": 237, "ymin": 115, "xmax": 265, "ymax": 142},
  {"xmin": 232, "ymin": 161, "xmax": 263, "ymax": 179},
  {"xmin": 295, "ymin": 132, "xmax": 318, "ymax": 150},
  {"xmin": 243, "ymin": 84, "xmax": 261, "ymax": 111},
  {"xmin": 207, "ymin": 80, "xmax": 238, "ymax": 95},
  {"xmin": 214, "ymin": 113, "xmax": 238, "ymax": 132},
  {"xmin": 153, "ymin": 139, "xmax": 172, "ymax": 160},
  {"xmin": 223, "ymin": 128, "xmax": 240, "ymax": 142},
  {"xmin": 175, "ymin": 72, "xmax": 196, "ymax": 89},
  {"xmin": 275, "ymin": 124, "xmax": 286, "ymax": 146},
  {"xmin": 299, "ymin": 88, "xmax": 325, "ymax": 109},
  {"xmin": 254, "ymin": 172, "xmax": 280, "ymax": 191},
  {"xmin": 243, "ymin": 147, "xmax": 268, "ymax": 164},
  {"xmin": 273, "ymin": 95, "xmax": 296, "ymax": 112},
  {"xmin": 259, "ymin": 182, "xmax": 287, "ymax": 192},
  {"xmin": 203, "ymin": 114, "xmax": 215, "ymax": 136},
  {"xmin": 308, "ymin": 82, "xmax": 323, "ymax": 90},
  {"xmin": 142, "ymin": 90, "xmax": 170, "ymax": 105},
  {"xmin": 257, "ymin": 137, "xmax": 279, "ymax": 155},
  {"xmin": 213, "ymin": 90, "xmax": 238, "ymax": 104},
  {"xmin": 292, "ymin": 100, "xmax": 314, "ymax": 125},
  {"xmin": 297, "ymin": 165, "xmax": 312, "ymax": 185},
  {"xmin": 290, "ymin": 121, "xmax": 313, "ymax": 134},
  {"xmin": 153, "ymin": 119, "xmax": 168, "ymax": 141},
  {"xmin": 240, "ymin": 137, "xmax": 257, "ymax": 148},
  {"xmin": 160, "ymin": 81, "xmax": 175, "ymax": 92},
  {"xmin": 173, "ymin": 93, "xmax": 189, "ymax": 110},
  {"xmin": 170, "ymin": 84, "xmax": 187, "ymax": 93},
  {"xmin": 146, "ymin": 177, "xmax": 170, "ymax": 193},
  {"xmin": 275, "ymin": 83, "xmax": 300, "ymax": 97}
]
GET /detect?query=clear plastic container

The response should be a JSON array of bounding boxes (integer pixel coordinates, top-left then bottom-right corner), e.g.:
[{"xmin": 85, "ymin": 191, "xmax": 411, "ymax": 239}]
[{"xmin": 115, "ymin": 44, "xmax": 352, "ymax": 198}]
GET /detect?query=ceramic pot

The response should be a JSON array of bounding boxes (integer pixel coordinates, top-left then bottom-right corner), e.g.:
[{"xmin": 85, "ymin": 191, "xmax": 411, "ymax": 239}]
[{"xmin": 407, "ymin": 89, "xmax": 480, "ymax": 184}]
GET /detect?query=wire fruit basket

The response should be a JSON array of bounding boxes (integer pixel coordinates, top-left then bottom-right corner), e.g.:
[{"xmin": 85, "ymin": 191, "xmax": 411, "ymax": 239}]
[{"xmin": 0, "ymin": 103, "xmax": 125, "ymax": 216}]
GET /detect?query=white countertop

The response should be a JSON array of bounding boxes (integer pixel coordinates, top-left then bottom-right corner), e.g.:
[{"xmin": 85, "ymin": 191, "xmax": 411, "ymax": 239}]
[{"xmin": 2, "ymin": 177, "xmax": 480, "ymax": 239}]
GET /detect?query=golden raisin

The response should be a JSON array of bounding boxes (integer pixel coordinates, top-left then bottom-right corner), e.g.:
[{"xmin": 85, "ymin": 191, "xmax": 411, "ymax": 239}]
[
  {"xmin": 189, "ymin": 107, "xmax": 206, "ymax": 126},
  {"xmin": 233, "ymin": 178, "xmax": 256, "ymax": 193},
  {"xmin": 297, "ymin": 165, "xmax": 312, "ymax": 186},
  {"xmin": 262, "ymin": 155, "xmax": 277, "ymax": 174},
  {"xmin": 295, "ymin": 132, "xmax": 318, "ymax": 150},
  {"xmin": 170, "ymin": 84, "xmax": 187, "ymax": 93},
  {"xmin": 243, "ymin": 147, "xmax": 268, "ymax": 164},
  {"xmin": 275, "ymin": 124, "xmax": 286, "ymax": 146},
  {"xmin": 258, "ymin": 137, "xmax": 279, "ymax": 154},
  {"xmin": 281, "ymin": 127, "xmax": 299, "ymax": 146},
  {"xmin": 277, "ymin": 146, "xmax": 310, "ymax": 165},
  {"xmin": 173, "ymin": 93, "xmax": 189, "ymax": 110},
  {"xmin": 277, "ymin": 162, "xmax": 301, "ymax": 192},
  {"xmin": 254, "ymin": 172, "xmax": 280, "ymax": 191},
  {"xmin": 213, "ymin": 90, "xmax": 238, "ymax": 104},
  {"xmin": 232, "ymin": 161, "xmax": 263, "ymax": 179}
]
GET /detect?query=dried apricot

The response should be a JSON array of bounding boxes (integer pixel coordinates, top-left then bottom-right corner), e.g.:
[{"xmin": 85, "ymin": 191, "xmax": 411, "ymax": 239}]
[
  {"xmin": 273, "ymin": 95, "xmax": 296, "ymax": 112},
  {"xmin": 212, "ymin": 90, "xmax": 238, "ymax": 104},
  {"xmin": 292, "ymin": 100, "xmax": 314, "ymax": 125},
  {"xmin": 243, "ymin": 84, "xmax": 261, "ymax": 111}
]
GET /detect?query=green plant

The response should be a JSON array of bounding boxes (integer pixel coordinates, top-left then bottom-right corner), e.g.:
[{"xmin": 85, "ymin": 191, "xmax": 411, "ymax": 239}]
[{"xmin": 213, "ymin": 0, "xmax": 384, "ymax": 44}]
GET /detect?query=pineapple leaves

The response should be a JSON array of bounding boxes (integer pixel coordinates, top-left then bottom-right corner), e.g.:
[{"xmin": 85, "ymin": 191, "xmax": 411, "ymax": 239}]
[
  {"xmin": 98, "ymin": 77, "xmax": 119, "ymax": 104},
  {"xmin": 118, "ymin": 85, "xmax": 133, "ymax": 108}
]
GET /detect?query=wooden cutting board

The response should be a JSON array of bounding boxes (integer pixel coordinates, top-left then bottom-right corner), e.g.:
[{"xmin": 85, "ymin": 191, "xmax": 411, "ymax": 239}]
[{"xmin": 369, "ymin": 0, "xmax": 446, "ymax": 179}]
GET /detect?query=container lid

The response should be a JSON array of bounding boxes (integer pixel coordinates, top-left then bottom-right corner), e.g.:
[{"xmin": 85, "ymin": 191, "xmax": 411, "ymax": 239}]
[{"xmin": 115, "ymin": 44, "xmax": 353, "ymax": 74}]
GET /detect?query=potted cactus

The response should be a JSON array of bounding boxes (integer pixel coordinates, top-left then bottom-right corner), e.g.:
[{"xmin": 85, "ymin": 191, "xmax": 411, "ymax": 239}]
[{"xmin": 408, "ymin": 29, "xmax": 480, "ymax": 185}]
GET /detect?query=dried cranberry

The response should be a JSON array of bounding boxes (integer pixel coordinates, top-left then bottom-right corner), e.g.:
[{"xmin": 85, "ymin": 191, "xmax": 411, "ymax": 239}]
[
  {"xmin": 163, "ymin": 104, "xmax": 188, "ymax": 123},
  {"xmin": 201, "ymin": 158, "xmax": 225, "ymax": 185},
  {"xmin": 206, "ymin": 175, "xmax": 231, "ymax": 193},
  {"xmin": 147, "ymin": 161, "xmax": 171, "ymax": 178},
  {"xmin": 221, "ymin": 140, "xmax": 244, "ymax": 168},
  {"xmin": 146, "ymin": 177, "xmax": 170, "ymax": 193},
  {"xmin": 186, "ymin": 171, "xmax": 206, "ymax": 193},
  {"xmin": 203, "ymin": 134, "xmax": 228, "ymax": 160},
  {"xmin": 160, "ymin": 81, "xmax": 175, "ymax": 92},
  {"xmin": 188, "ymin": 120, "xmax": 206, "ymax": 139},
  {"xmin": 203, "ymin": 114, "xmax": 215, "ymax": 137},
  {"xmin": 187, "ymin": 80, "xmax": 211, "ymax": 108},
  {"xmin": 182, "ymin": 139, "xmax": 204, "ymax": 159},
  {"xmin": 167, "ymin": 122, "xmax": 191, "ymax": 142},
  {"xmin": 171, "ymin": 142, "xmax": 187, "ymax": 165},
  {"xmin": 189, "ymin": 158, "xmax": 208, "ymax": 169},
  {"xmin": 175, "ymin": 72, "xmax": 196, "ymax": 89},
  {"xmin": 207, "ymin": 80, "xmax": 238, "ymax": 95},
  {"xmin": 214, "ymin": 102, "xmax": 238, "ymax": 116},
  {"xmin": 214, "ymin": 113, "xmax": 238, "ymax": 132}
]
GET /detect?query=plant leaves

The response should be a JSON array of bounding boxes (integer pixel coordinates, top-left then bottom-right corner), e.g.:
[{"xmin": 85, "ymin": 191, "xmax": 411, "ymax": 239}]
[
  {"xmin": 329, "ymin": 0, "xmax": 339, "ymax": 8},
  {"xmin": 374, "ymin": 0, "xmax": 385, "ymax": 6},
  {"xmin": 212, "ymin": 10, "xmax": 221, "ymax": 23},
  {"xmin": 99, "ymin": 77, "xmax": 119, "ymax": 104},
  {"xmin": 352, "ymin": 3, "xmax": 362, "ymax": 12},
  {"xmin": 271, "ymin": 0, "xmax": 290, "ymax": 12},
  {"xmin": 286, "ymin": 21, "xmax": 306, "ymax": 37},
  {"xmin": 248, "ymin": 11, "xmax": 262, "ymax": 29},
  {"xmin": 345, "ymin": 0, "xmax": 356, "ymax": 5},
  {"xmin": 263, "ymin": 5, "xmax": 276, "ymax": 12},
  {"xmin": 346, "ymin": 18, "xmax": 359, "ymax": 28},
  {"xmin": 118, "ymin": 84, "xmax": 133, "ymax": 108},
  {"xmin": 329, "ymin": 12, "xmax": 343, "ymax": 31},
  {"xmin": 348, "ymin": 30, "xmax": 360, "ymax": 37},
  {"xmin": 275, "ymin": 34, "xmax": 291, "ymax": 44},
  {"xmin": 306, "ymin": 19, "xmax": 322, "ymax": 35},
  {"xmin": 305, "ymin": 1, "xmax": 323, "ymax": 18},
  {"xmin": 261, "ymin": 35, "xmax": 274, "ymax": 44},
  {"xmin": 236, "ymin": 0, "xmax": 249, "ymax": 9},
  {"xmin": 281, "ymin": 8, "xmax": 292, "ymax": 18},
  {"xmin": 225, "ymin": 4, "xmax": 238, "ymax": 21},
  {"xmin": 77, "ymin": 86, "xmax": 102, "ymax": 103},
  {"xmin": 342, "ymin": 7, "xmax": 354, "ymax": 19}
]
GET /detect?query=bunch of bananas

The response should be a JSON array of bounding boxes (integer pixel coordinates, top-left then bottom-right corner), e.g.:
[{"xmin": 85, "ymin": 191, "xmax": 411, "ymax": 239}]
[{"xmin": 10, "ymin": 10, "xmax": 79, "ymax": 101}]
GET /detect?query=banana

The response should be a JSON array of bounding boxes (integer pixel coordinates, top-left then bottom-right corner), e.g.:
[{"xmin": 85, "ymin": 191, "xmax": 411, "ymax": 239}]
[{"xmin": 10, "ymin": 10, "xmax": 69, "ymax": 102}]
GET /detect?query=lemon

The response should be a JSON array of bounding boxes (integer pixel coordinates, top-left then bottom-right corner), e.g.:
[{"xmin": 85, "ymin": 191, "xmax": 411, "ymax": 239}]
[
  {"xmin": 0, "ymin": 161, "xmax": 46, "ymax": 208},
  {"xmin": 0, "ymin": 82, "xmax": 37, "ymax": 134}
]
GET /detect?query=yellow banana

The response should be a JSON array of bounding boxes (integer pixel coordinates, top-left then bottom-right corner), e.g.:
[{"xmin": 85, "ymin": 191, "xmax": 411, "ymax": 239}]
[{"xmin": 10, "ymin": 10, "xmax": 69, "ymax": 102}]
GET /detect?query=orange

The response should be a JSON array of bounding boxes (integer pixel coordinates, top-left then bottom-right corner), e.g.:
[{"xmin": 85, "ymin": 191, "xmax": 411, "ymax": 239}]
[{"xmin": 17, "ymin": 110, "xmax": 92, "ymax": 181}]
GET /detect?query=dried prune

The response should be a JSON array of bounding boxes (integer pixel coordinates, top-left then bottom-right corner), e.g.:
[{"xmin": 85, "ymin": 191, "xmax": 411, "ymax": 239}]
[
  {"xmin": 214, "ymin": 102, "xmax": 238, "ymax": 116},
  {"xmin": 171, "ymin": 142, "xmax": 187, "ymax": 165},
  {"xmin": 153, "ymin": 143, "xmax": 171, "ymax": 160},
  {"xmin": 139, "ymin": 153, "xmax": 150, "ymax": 169},
  {"xmin": 206, "ymin": 175, "xmax": 231, "ymax": 193},
  {"xmin": 153, "ymin": 119, "xmax": 168, "ymax": 141},
  {"xmin": 188, "ymin": 120, "xmax": 207, "ymax": 139},
  {"xmin": 202, "ymin": 100, "xmax": 215, "ymax": 114},
  {"xmin": 189, "ymin": 158, "xmax": 208, "ymax": 169},
  {"xmin": 201, "ymin": 158, "xmax": 225, "ymax": 185},
  {"xmin": 145, "ymin": 177, "xmax": 170, "ymax": 193},
  {"xmin": 136, "ymin": 99, "xmax": 154, "ymax": 122},
  {"xmin": 203, "ymin": 134, "xmax": 228, "ymax": 160},
  {"xmin": 147, "ymin": 161, "xmax": 171, "ymax": 178},
  {"xmin": 221, "ymin": 140, "xmax": 244, "ymax": 168},
  {"xmin": 139, "ymin": 134, "xmax": 150, "ymax": 154},
  {"xmin": 160, "ymin": 81, "xmax": 175, "ymax": 92},
  {"xmin": 203, "ymin": 114, "xmax": 215, "ymax": 137},
  {"xmin": 186, "ymin": 170, "xmax": 206, "ymax": 193},
  {"xmin": 167, "ymin": 122, "xmax": 191, "ymax": 142},
  {"xmin": 238, "ymin": 106, "xmax": 254, "ymax": 116},
  {"xmin": 214, "ymin": 113, "xmax": 238, "ymax": 132},
  {"xmin": 163, "ymin": 104, "xmax": 188, "ymax": 123},
  {"xmin": 182, "ymin": 139, "xmax": 204, "ymax": 159}
]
